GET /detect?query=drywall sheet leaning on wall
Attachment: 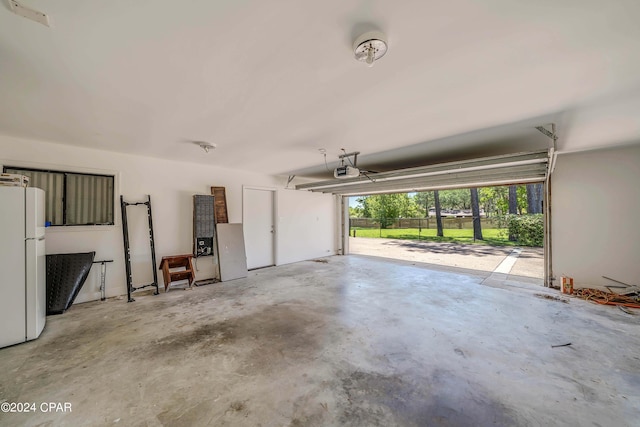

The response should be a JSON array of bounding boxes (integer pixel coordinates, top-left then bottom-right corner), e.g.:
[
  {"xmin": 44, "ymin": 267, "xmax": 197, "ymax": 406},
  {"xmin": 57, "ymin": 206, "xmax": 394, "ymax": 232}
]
[{"xmin": 216, "ymin": 223, "xmax": 248, "ymax": 282}]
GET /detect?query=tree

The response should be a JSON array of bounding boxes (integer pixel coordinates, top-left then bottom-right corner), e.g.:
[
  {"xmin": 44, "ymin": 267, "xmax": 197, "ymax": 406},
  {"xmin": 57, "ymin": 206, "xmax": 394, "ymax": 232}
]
[
  {"xmin": 470, "ymin": 188, "xmax": 483, "ymax": 240},
  {"xmin": 434, "ymin": 190, "xmax": 444, "ymax": 237},
  {"xmin": 508, "ymin": 185, "xmax": 518, "ymax": 241},
  {"xmin": 508, "ymin": 186, "xmax": 518, "ymax": 215},
  {"xmin": 516, "ymin": 185, "xmax": 528, "ymax": 214},
  {"xmin": 356, "ymin": 193, "xmax": 418, "ymax": 228},
  {"xmin": 478, "ymin": 185, "xmax": 527, "ymax": 216},
  {"xmin": 349, "ymin": 206, "xmax": 363, "ymax": 218},
  {"xmin": 526, "ymin": 183, "xmax": 543, "ymax": 214},
  {"xmin": 479, "ymin": 186, "xmax": 509, "ymax": 216},
  {"xmin": 398, "ymin": 194, "xmax": 420, "ymax": 218},
  {"xmin": 413, "ymin": 192, "xmax": 432, "ymax": 217},
  {"xmin": 439, "ymin": 189, "xmax": 471, "ymax": 210}
]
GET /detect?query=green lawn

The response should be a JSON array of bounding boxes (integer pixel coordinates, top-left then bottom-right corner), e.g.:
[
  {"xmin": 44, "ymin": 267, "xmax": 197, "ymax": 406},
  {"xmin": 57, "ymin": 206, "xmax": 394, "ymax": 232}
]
[{"xmin": 350, "ymin": 227, "xmax": 519, "ymax": 246}]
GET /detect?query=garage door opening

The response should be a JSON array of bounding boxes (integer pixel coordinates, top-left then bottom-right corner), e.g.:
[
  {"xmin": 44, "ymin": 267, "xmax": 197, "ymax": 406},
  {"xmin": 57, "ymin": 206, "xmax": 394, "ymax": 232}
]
[
  {"xmin": 346, "ymin": 184, "xmax": 544, "ymax": 284},
  {"xmin": 296, "ymin": 150, "xmax": 554, "ymax": 286}
]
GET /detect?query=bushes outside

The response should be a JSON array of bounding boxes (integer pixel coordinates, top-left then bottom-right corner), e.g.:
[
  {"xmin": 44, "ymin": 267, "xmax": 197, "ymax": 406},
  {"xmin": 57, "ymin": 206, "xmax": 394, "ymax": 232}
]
[{"xmin": 504, "ymin": 214, "xmax": 544, "ymax": 246}]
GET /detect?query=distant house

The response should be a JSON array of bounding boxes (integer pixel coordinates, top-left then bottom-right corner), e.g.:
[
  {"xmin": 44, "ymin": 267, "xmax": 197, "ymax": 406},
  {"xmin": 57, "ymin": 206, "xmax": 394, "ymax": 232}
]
[{"xmin": 428, "ymin": 208, "xmax": 485, "ymax": 218}]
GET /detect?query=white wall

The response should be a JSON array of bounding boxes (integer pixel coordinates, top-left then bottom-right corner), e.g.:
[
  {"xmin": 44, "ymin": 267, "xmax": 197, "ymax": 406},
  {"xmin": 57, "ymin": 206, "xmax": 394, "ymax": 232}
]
[
  {"xmin": 1, "ymin": 135, "xmax": 337, "ymax": 303},
  {"xmin": 276, "ymin": 189, "xmax": 336, "ymax": 265},
  {"xmin": 551, "ymin": 144, "xmax": 640, "ymax": 288}
]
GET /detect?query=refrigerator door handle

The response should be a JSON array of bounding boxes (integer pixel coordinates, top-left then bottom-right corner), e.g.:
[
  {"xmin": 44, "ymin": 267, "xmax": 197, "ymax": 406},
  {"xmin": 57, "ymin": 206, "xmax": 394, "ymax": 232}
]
[{"xmin": 25, "ymin": 237, "xmax": 46, "ymax": 340}]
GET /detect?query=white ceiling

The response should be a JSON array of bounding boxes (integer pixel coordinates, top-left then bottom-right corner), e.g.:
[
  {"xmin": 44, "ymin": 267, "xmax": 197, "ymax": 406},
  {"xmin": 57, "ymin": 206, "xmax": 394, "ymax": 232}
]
[{"xmin": 1, "ymin": 0, "xmax": 640, "ymax": 178}]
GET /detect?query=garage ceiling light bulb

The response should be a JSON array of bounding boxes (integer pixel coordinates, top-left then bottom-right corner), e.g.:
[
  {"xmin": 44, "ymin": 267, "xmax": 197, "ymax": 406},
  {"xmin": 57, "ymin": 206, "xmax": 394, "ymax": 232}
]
[{"xmin": 366, "ymin": 46, "xmax": 376, "ymax": 67}]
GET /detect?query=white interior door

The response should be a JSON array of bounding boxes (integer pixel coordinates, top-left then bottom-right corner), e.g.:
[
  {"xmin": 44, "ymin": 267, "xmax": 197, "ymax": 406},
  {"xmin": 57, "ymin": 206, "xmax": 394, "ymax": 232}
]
[{"xmin": 243, "ymin": 188, "xmax": 275, "ymax": 269}]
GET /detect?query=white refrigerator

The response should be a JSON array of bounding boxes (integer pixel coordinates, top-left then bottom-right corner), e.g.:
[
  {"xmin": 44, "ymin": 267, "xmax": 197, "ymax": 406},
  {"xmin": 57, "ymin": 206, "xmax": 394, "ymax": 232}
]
[{"xmin": 0, "ymin": 187, "xmax": 46, "ymax": 348}]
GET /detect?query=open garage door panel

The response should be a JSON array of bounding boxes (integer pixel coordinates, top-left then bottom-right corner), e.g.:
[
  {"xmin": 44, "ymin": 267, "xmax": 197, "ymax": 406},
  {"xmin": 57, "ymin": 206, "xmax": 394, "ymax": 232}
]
[{"xmin": 296, "ymin": 151, "xmax": 548, "ymax": 196}]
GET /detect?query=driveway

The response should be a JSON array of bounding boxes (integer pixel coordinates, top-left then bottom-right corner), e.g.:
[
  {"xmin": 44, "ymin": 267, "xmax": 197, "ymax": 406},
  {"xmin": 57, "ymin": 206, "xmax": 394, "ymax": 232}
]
[{"xmin": 349, "ymin": 237, "xmax": 544, "ymax": 280}]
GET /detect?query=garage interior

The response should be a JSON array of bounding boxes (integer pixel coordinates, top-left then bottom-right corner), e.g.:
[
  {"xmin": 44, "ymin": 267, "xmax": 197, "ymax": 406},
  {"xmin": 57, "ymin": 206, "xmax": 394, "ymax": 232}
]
[
  {"xmin": 2, "ymin": 257, "xmax": 639, "ymax": 426},
  {"xmin": 1, "ymin": 1, "xmax": 639, "ymax": 426}
]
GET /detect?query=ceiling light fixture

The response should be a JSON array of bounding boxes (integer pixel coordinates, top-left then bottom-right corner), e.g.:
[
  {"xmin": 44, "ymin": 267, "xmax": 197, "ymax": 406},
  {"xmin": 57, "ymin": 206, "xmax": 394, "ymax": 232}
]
[
  {"xmin": 353, "ymin": 31, "xmax": 387, "ymax": 67},
  {"xmin": 198, "ymin": 142, "xmax": 217, "ymax": 153}
]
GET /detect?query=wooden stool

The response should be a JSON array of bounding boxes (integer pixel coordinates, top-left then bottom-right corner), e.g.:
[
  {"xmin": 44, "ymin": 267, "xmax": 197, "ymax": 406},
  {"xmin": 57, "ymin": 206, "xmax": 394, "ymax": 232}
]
[{"xmin": 159, "ymin": 254, "xmax": 195, "ymax": 291}]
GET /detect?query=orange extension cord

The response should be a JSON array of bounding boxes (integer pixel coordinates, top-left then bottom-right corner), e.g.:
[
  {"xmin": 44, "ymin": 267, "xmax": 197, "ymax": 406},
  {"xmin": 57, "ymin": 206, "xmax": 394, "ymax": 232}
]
[{"xmin": 574, "ymin": 288, "xmax": 640, "ymax": 309}]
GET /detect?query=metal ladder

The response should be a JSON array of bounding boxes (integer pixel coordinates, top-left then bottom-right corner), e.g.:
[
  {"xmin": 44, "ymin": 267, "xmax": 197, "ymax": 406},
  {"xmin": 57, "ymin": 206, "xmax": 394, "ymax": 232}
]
[{"xmin": 120, "ymin": 195, "xmax": 159, "ymax": 302}]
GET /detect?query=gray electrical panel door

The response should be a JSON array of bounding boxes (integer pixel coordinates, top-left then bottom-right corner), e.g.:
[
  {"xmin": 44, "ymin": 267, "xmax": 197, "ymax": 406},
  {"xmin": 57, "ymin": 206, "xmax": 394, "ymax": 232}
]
[{"xmin": 193, "ymin": 195, "xmax": 215, "ymax": 257}]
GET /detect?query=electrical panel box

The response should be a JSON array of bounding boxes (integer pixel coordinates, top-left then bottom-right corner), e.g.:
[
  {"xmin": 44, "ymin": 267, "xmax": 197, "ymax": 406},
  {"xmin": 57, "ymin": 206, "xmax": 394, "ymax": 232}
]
[{"xmin": 193, "ymin": 195, "xmax": 215, "ymax": 257}]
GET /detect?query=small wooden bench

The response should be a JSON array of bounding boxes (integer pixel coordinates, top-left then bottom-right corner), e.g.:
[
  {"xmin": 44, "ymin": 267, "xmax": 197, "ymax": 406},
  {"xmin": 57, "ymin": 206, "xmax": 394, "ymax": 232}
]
[{"xmin": 159, "ymin": 254, "xmax": 195, "ymax": 291}]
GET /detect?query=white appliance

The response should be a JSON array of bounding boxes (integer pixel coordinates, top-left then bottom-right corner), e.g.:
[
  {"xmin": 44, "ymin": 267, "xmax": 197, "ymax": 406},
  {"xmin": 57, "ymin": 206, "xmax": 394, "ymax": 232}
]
[
  {"xmin": 0, "ymin": 187, "xmax": 46, "ymax": 348},
  {"xmin": 334, "ymin": 165, "xmax": 360, "ymax": 179}
]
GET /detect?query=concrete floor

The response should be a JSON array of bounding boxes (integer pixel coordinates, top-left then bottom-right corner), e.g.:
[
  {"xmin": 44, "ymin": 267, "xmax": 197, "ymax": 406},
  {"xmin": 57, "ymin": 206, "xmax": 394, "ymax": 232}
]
[
  {"xmin": 349, "ymin": 237, "xmax": 544, "ymax": 280},
  {"xmin": 1, "ymin": 255, "xmax": 638, "ymax": 426}
]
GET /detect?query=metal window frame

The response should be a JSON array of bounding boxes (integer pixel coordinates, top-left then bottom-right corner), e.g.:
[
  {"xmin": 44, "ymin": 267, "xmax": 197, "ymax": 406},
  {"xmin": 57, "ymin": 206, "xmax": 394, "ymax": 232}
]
[{"xmin": 2, "ymin": 165, "xmax": 115, "ymax": 226}]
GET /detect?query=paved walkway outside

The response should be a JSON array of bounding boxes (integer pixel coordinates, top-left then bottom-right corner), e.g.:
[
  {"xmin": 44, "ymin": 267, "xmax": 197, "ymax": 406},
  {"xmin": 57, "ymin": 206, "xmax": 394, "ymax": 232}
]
[{"xmin": 349, "ymin": 237, "xmax": 544, "ymax": 283}]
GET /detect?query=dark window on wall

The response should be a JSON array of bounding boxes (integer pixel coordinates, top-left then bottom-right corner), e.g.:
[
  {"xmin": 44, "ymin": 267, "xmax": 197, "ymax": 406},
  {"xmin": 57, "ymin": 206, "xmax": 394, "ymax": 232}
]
[{"xmin": 3, "ymin": 166, "xmax": 115, "ymax": 226}]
